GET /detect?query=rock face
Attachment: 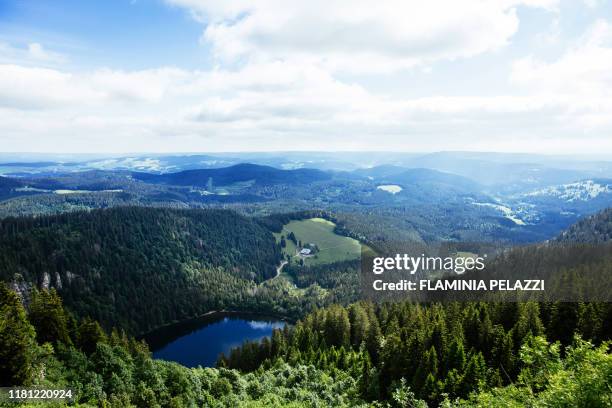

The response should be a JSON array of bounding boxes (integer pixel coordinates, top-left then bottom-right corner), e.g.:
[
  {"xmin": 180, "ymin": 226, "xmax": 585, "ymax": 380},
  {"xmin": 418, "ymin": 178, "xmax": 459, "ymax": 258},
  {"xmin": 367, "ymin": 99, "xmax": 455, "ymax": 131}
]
[
  {"xmin": 66, "ymin": 271, "xmax": 76, "ymax": 284},
  {"xmin": 10, "ymin": 274, "xmax": 32, "ymax": 307},
  {"xmin": 42, "ymin": 272, "xmax": 50, "ymax": 289},
  {"xmin": 55, "ymin": 272, "xmax": 62, "ymax": 289}
]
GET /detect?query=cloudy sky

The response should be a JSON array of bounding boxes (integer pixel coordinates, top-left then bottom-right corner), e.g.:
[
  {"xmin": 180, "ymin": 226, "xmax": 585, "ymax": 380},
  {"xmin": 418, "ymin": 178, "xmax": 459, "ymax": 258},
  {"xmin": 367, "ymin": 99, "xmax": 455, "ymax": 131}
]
[{"xmin": 1, "ymin": 0, "xmax": 611, "ymax": 154}]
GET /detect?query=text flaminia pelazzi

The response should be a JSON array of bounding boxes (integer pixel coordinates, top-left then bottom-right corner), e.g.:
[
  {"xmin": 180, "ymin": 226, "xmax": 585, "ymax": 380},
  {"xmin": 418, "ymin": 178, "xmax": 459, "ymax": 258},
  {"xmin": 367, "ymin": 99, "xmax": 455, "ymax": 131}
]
[{"xmin": 371, "ymin": 254, "xmax": 544, "ymax": 292}]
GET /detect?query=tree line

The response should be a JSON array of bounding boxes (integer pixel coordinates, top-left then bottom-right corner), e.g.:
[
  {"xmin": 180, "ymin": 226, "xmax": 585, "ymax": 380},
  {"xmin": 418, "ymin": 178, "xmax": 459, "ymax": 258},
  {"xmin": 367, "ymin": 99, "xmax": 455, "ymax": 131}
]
[
  {"xmin": 222, "ymin": 300, "xmax": 611, "ymax": 406},
  {"xmin": 4, "ymin": 283, "xmax": 608, "ymax": 407},
  {"xmin": 0, "ymin": 283, "xmax": 366, "ymax": 407}
]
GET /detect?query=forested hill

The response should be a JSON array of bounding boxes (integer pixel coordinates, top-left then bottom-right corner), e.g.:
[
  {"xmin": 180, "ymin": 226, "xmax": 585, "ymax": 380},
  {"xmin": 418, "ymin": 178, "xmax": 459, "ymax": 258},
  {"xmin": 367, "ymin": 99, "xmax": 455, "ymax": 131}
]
[
  {"xmin": 0, "ymin": 175, "xmax": 27, "ymax": 200},
  {"xmin": 224, "ymin": 300, "xmax": 612, "ymax": 406},
  {"xmin": 131, "ymin": 163, "xmax": 331, "ymax": 187},
  {"xmin": 0, "ymin": 207, "xmax": 281, "ymax": 333},
  {"xmin": 556, "ymin": 207, "xmax": 612, "ymax": 243}
]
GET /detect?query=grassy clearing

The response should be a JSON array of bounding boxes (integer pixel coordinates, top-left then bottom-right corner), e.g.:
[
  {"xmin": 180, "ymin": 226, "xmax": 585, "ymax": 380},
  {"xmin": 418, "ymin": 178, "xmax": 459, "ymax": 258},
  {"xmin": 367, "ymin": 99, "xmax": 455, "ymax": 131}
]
[{"xmin": 274, "ymin": 218, "xmax": 362, "ymax": 266}]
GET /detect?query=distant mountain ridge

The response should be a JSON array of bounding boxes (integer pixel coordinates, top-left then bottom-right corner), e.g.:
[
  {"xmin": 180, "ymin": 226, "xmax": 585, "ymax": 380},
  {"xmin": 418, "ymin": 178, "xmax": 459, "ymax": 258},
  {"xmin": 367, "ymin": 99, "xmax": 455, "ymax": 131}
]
[
  {"xmin": 389, "ymin": 168, "xmax": 481, "ymax": 191},
  {"xmin": 355, "ymin": 166, "xmax": 480, "ymax": 189},
  {"xmin": 131, "ymin": 163, "xmax": 331, "ymax": 187},
  {"xmin": 1, "ymin": 159, "xmax": 612, "ymax": 245}
]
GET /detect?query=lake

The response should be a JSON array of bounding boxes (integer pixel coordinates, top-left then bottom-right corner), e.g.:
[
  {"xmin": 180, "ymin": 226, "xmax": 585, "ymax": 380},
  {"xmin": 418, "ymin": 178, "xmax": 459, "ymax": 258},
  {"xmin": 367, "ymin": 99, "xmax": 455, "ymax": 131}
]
[{"xmin": 143, "ymin": 312, "xmax": 285, "ymax": 368}]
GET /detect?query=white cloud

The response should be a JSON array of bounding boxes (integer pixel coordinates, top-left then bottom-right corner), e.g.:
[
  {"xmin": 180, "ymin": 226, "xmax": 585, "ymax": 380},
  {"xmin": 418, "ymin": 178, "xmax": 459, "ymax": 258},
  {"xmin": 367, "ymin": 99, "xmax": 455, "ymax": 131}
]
[
  {"xmin": 27, "ymin": 43, "xmax": 64, "ymax": 63},
  {"xmin": 167, "ymin": 0, "xmax": 558, "ymax": 73},
  {"xmin": 0, "ymin": 65, "xmax": 198, "ymax": 109},
  {"xmin": 0, "ymin": 42, "xmax": 66, "ymax": 65},
  {"xmin": 2, "ymin": 56, "xmax": 612, "ymax": 154},
  {"xmin": 511, "ymin": 19, "xmax": 612, "ymax": 96},
  {"xmin": 0, "ymin": 64, "xmax": 100, "ymax": 109},
  {"xmin": 3, "ymin": 3, "xmax": 612, "ymax": 155}
]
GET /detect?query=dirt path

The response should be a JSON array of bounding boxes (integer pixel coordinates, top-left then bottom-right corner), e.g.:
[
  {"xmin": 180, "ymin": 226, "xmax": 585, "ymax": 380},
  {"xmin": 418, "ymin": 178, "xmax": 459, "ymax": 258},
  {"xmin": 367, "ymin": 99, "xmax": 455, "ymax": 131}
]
[{"xmin": 274, "ymin": 260, "xmax": 288, "ymax": 279}]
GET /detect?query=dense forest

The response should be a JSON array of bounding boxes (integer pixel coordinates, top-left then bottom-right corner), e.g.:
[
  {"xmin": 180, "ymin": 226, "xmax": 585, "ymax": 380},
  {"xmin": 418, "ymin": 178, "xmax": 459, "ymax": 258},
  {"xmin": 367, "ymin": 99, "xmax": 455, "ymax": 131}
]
[
  {"xmin": 557, "ymin": 207, "xmax": 612, "ymax": 243},
  {"xmin": 222, "ymin": 300, "xmax": 612, "ymax": 406},
  {"xmin": 132, "ymin": 163, "xmax": 332, "ymax": 187},
  {"xmin": 0, "ymin": 205, "xmax": 611, "ymax": 406},
  {"xmin": 0, "ymin": 207, "xmax": 385, "ymax": 335},
  {"xmin": 1, "ymin": 283, "xmax": 610, "ymax": 407},
  {"xmin": 0, "ymin": 284, "xmax": 364, "ymax": 407},
  {"xmin": 284, "ymin": 260, "xmax": 360, "ymax": 292},
  {"xmin": 0, "ymin": 207, "xmax": 285, "ymax": 334}
]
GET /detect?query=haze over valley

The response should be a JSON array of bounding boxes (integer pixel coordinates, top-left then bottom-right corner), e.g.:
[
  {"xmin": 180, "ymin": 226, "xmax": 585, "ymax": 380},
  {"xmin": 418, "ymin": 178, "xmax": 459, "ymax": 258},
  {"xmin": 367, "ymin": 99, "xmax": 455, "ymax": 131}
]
[{"xmin": 1, "ymin": 151, "xmax": 611, "ymax": 244}]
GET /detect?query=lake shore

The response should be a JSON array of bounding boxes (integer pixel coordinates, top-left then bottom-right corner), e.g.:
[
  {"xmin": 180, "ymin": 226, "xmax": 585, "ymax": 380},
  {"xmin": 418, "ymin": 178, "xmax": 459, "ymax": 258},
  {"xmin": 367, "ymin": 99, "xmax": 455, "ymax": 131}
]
[{"xmin": 139, "ymin": 310, "xmax": 292, "ymax": 351}]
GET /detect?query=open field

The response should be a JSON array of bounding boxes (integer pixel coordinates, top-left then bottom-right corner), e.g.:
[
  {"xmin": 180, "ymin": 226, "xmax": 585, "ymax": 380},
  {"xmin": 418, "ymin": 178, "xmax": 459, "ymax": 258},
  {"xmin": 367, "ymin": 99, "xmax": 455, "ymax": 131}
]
[{"xmin": 274, "ymin": 217, "xmax": 362, "ymax": 266}]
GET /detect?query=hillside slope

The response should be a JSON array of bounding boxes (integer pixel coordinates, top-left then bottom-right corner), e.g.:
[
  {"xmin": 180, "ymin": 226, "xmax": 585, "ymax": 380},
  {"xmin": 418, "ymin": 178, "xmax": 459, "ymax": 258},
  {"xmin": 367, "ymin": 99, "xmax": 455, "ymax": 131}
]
[
  {"xmin": 0, "ymin": 175, "xmax": 26, "ymax": 200},
  {"xmin": 556, "ymin": 207, "xmax": 612, "ymax": 243},
  {"xmin": 0, "ymin": 207, "xmax": 281, "ymax": 333}
]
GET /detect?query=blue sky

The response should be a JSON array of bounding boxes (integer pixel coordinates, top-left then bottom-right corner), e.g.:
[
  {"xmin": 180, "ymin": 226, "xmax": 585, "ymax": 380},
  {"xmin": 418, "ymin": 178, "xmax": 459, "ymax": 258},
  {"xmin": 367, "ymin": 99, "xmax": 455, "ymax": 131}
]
[
  {"xmin": 0, "ymin": 0, "xmax": 611, "ymax": 154},
  {"xmin": 0, "ymin": 0, "xmax": 209, "ymax": 70}
]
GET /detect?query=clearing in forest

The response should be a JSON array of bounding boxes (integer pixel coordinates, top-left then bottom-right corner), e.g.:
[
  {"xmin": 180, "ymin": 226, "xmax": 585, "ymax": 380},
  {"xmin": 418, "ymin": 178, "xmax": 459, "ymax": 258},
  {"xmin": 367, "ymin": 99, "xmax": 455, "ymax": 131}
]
[{"xmin": 274, "ymin": 218, "xmax": 362, "ymax": 266}]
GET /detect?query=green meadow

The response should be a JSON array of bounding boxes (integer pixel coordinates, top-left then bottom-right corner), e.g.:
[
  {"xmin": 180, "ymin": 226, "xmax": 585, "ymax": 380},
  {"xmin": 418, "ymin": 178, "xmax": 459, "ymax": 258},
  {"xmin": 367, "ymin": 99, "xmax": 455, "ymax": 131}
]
[{"xmin": 274, "ymin": 217, "xmax": 363, "ymax": 266}]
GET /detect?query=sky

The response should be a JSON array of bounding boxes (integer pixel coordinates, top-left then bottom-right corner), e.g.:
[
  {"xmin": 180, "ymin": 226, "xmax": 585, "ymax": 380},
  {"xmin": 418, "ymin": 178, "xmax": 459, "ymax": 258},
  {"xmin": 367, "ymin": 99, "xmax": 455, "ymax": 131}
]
[{"xmin": 0, "ymin": 0, "xmax": 611, "ymax": 154}]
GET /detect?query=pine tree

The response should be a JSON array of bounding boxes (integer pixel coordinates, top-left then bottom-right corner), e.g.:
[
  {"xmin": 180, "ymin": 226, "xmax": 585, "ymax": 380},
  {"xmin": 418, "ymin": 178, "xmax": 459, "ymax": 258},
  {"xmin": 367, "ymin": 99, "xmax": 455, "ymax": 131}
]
[
  {"xmin": 413, "ymin": 346, "xmax": 438, "ymax": 396},
  {"xmin": 0, "ymin": 283, "xmax": 38, "ymax": 385},
  {"xmin": 366, "ymin": 317, "xmax": 381, "ymax": 364},
  {"xmin": 349, "ymin": 303, "xmax": 370, "ymax": 348},
  {"xmin": 271, "ymin": 329, "xmax": 286, "ymax": 357},
  {"xmin": 548, "ymin": 302, "xmax": 579, "ymax": 346},
  {"xmin": 460, "ymin": 352, "xmax": 487, "ymax": 397},
  {"xmin": 77, "ymin": 318, "xmax": 107, "ymax": 354},
  {"xmin": 446, "ymin": 337, "xmax": 466, "ymax": 373},
  {"xmin": 422, "ymin": 373, "xmax": 441, "ymax": 404},
  {"xmin": 28, "ymin": 288, "xmax": 72, "ymax": 345},
  {"xmin": 498, "ymin": 332, "xmax": 515, "ymax": 380}
]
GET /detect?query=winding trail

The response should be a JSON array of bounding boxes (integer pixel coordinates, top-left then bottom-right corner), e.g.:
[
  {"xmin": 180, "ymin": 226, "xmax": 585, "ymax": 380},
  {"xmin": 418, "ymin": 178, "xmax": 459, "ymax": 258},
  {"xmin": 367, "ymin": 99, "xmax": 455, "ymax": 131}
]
[{"xmin": 274, "ymin": 260, "xmax": 288, "ymax": 279}]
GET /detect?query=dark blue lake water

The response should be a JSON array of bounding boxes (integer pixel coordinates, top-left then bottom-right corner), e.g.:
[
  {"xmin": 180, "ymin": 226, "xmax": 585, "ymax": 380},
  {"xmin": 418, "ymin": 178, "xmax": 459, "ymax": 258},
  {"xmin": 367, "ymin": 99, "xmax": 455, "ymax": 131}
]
[{"xmin": 145, "ymin": 313, "xmax": 285, "ymax": 367}]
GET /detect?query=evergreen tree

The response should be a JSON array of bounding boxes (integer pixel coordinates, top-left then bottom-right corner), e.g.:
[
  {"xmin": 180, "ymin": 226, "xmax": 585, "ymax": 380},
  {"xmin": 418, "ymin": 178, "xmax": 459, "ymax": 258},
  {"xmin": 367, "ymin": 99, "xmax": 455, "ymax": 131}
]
[
  {"xmin": 28, "ymin": 288, "xmax": 71, "ymax": 345},
  {"xmin": 446, "ymin": 337, "xmax": 466, "ymax": 373},
  {"xmin": 460, "ymin": 352, "xmax": 487, "ymax": 397},
  {"xmin": 0, "ymin": 282, "xmax": 38, "ymax": 385},
  {"xmin": 77, "ymin": 318, "xmax": 108, "ymax": 354},
  {"xmin": 413, "ymin": 346, "xmax": 438, "ymax": 396},
  {"xmin": 549, "ymin": 302, "xmax": 579, "ymax": 346}
]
